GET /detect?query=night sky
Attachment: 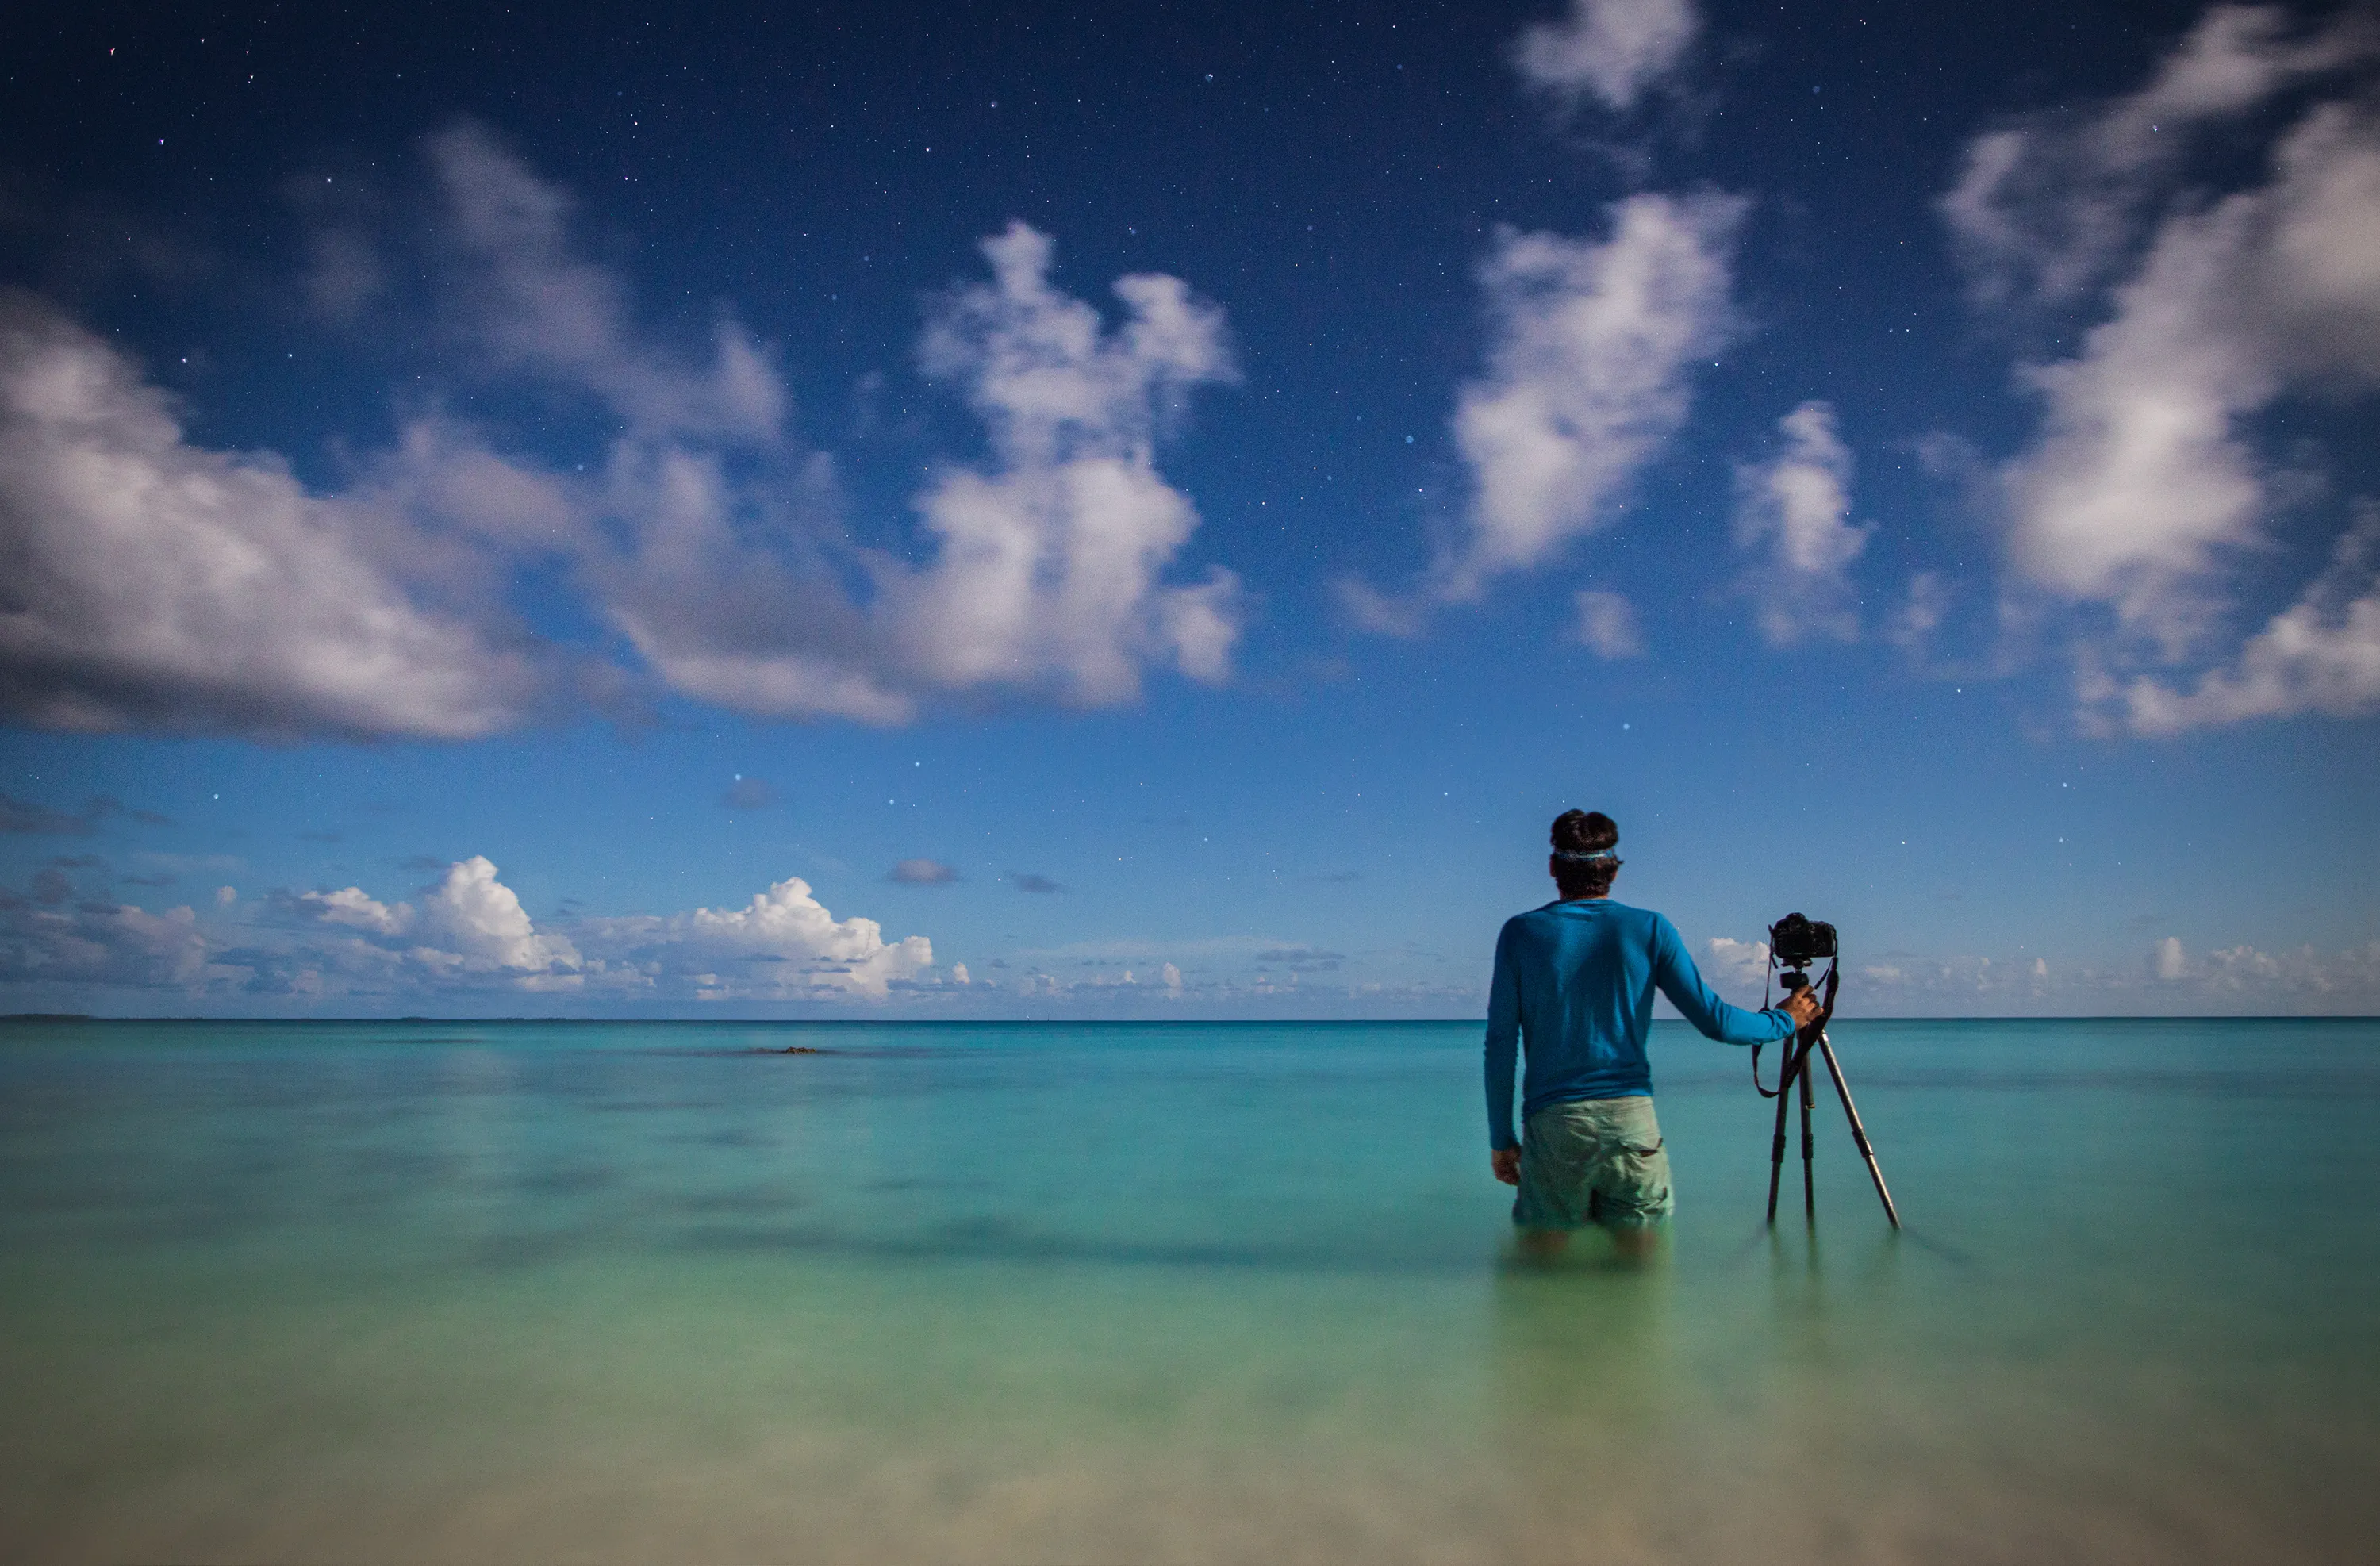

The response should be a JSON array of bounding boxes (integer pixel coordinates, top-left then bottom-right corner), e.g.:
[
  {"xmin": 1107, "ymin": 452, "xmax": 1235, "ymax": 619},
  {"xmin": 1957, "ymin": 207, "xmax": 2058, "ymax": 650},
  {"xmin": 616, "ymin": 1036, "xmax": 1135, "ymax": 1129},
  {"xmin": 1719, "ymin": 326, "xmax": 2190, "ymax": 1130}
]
[{"xmin": 3, "ymin": 0, "xmax": 2375, "ymax": 1015}]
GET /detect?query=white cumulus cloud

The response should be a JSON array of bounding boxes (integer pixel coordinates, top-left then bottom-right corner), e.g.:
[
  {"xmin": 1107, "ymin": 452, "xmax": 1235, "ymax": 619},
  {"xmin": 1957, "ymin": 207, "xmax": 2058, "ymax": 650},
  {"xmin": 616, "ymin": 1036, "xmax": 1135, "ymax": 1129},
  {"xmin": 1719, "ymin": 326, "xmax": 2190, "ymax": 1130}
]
[
  {"xmin": 1702, "ymin": 935, "xmax": 1772, "ymax": 996},
  {"xmin": 1995, "ymin": 103, "xmax": 2380, "ymax": 642},
  {"xmin": 1574, "ymin": 589, "xmax": 1646, "ymax": 658},
  {"xmin": 259, "ymin": 859, "xmax": 932, "ymax": 1004},
  {"xmin": 1440, "ymin": 194, "xmax": 1742, "ymax": 601},
  {"xmin": 1733, "ymin": 401, "xmax": 1869, "ymax": 646},
  {"xmin": 1, "ymin": 128, "xmax": 1246, "ymax": 740},
  {"xmin": 1942, "ymin": 5, "xmax": 2378, "ymax": 313},
  {"xmin": 1943, "ymin": 9, "xmax": 2380, "ymax": 728},
  {"xmin": 0, "ymin": 899, "xmax": 213, "ymax": 989},
  {"xmin": 1512, "ymin": 0, "xmax": 1699, "ymax": 114},
  {"xmin": 896, "ymin": 222, "xmax": 1243, "ymax": 704},
  {"xmin": 0, "ymin": 294, "xmax": 543, "ymax": 740},
  {"xmin": 295, "ymin": 856, "xmax": 578, "ymax": 984},
  {"xmin": 1886, "ymin": 570, "xmax": 1951, "ymax": 656},
  {"xmin": 426, "ymin": 123, "xmax": 786, "ymax": 441},
  {"xmin": 574, "ymin": 876, "xmax": 931, "ymax": 1000},
  {"xmin": 2087, "ymin": 503, "xmax": 2380, "ymax": 731},
  {"xmin": 299, "ymin": 885, "xmax": 413, "ymax": 936},
  {"xmin": 413, "ymin": 855, "xmax": 582, "ymax": 975},
  {"xmin": 562, "ymin": 210, "xmax": 1244, "ymax": 720}
]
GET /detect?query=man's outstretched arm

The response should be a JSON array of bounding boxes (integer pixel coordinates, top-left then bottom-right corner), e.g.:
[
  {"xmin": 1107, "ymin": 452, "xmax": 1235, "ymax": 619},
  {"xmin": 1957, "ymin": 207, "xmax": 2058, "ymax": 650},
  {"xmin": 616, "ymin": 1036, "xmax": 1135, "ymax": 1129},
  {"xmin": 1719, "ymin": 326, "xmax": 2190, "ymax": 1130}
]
[{"xmin": 1651, "ymin": 915, "xmax": 1808, "ymax": 1045}]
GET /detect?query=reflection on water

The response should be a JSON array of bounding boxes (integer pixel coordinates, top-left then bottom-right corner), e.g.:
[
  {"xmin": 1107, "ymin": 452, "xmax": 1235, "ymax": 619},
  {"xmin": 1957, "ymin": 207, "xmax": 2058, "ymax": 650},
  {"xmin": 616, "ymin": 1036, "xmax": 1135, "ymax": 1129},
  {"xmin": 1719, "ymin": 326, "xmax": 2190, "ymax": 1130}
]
[
  {"xmin": 1, "ymin": 1018, "xmax": 2376, "ymax": 1564},
  {"xmin": 1489, "ymin": 1246, "xmax": 1675, "ymax": 1550}
]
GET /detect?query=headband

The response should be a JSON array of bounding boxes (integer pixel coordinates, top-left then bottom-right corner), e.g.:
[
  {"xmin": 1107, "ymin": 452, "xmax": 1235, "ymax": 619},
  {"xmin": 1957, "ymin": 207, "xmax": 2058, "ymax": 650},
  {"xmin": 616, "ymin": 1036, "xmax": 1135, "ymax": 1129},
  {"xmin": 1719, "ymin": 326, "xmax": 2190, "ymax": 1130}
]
[{"xmin": 1552, "ymin": 847, "xmax": 1619, "ymax": 862}]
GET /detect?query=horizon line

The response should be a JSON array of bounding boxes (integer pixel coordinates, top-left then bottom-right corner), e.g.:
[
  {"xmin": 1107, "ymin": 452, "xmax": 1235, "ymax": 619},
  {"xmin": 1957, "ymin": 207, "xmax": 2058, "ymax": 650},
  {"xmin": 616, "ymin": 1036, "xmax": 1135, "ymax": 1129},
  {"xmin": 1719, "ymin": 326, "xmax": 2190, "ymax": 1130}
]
[{"xmin": 6, "ymin": 1014, "xmax": 2374, "ymax": 1026}]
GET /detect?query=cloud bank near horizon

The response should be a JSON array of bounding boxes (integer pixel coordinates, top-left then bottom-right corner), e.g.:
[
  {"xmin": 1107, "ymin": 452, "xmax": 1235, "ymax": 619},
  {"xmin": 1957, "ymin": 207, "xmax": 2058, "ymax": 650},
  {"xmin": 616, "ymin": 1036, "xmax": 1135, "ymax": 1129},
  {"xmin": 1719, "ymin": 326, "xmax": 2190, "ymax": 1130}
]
[
  {"xmin": 8, "ymin": 849, "xmax": 2374, "ymax": 1016},
  {"xmin": 1698, "ymin": 932, "xmax": 2380, "ymax": 1015},
  {"xmin": 3, "ymin": 854, "xmax": 941, "ymax": 1004}
]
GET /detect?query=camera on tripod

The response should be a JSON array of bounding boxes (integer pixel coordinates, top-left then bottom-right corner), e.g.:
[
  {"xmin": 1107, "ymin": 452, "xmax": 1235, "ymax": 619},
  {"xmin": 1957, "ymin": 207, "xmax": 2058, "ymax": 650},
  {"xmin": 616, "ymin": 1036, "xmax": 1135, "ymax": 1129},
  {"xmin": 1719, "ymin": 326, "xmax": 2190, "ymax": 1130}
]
[
  {"xmin": 1752, "ymin": 909, "xmax": 1901, "ymax": 1229},
  {"xmin": 1768, "ymin": 912, "xmax": 1837, "ymax": 974}
]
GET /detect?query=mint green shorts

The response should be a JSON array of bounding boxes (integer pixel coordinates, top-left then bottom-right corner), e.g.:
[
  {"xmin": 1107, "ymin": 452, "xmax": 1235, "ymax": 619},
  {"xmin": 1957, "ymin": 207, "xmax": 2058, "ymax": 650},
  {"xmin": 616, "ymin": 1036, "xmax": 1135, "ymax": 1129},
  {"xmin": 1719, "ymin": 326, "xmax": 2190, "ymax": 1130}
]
[{"xmin": 1514, "ymin": 1096, "xmax": 1674, "ymax": 1230}]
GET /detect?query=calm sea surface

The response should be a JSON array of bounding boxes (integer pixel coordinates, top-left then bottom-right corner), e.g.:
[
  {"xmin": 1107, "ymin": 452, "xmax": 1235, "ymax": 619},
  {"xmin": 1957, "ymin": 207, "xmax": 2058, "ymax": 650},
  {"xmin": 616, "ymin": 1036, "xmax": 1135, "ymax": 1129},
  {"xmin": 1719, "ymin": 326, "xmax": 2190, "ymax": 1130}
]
[{"xmin": 2, "ymin": 1017, "xmax": 2374, "ymax": 1564}]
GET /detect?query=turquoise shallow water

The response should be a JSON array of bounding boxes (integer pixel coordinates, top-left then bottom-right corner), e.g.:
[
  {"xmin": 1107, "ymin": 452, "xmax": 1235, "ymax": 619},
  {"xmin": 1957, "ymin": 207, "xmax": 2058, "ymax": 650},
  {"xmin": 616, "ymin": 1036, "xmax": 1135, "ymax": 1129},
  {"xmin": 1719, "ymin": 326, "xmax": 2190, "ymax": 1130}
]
[{"xmin": 2, "ymin": 1017, "xmax": 2375, "ymax": 1564}]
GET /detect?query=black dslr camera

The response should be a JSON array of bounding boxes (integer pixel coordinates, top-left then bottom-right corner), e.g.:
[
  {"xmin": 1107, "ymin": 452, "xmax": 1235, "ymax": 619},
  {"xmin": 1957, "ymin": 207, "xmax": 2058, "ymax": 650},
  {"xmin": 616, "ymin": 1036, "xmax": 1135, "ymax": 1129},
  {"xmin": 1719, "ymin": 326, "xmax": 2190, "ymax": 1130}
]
[{"xmin": 1768, "ymin": 912, "xmax": 1837, "ymax": 972}]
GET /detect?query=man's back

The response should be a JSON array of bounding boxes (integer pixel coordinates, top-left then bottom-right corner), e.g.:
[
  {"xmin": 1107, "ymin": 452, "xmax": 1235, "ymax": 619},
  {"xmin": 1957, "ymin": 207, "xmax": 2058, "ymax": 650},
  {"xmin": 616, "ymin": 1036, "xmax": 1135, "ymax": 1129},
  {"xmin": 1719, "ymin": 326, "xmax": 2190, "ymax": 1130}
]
[{"xmin": 1484, "ymin": 898, "xmax": 1790, "ymax": 1150}]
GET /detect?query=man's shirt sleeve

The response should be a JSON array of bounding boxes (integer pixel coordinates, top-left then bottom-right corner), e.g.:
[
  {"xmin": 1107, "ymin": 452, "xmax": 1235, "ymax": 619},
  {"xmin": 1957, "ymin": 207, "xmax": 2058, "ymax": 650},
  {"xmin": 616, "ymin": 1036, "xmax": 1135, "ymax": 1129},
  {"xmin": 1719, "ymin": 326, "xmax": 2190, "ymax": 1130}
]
[
  {"xmin": 1484, "ymin": 919, "xmax": 1522, "ymax": 1150},
  {"xmin": 1651, "ymin": 915, "xmax": 1796, "ymax": 1046}
]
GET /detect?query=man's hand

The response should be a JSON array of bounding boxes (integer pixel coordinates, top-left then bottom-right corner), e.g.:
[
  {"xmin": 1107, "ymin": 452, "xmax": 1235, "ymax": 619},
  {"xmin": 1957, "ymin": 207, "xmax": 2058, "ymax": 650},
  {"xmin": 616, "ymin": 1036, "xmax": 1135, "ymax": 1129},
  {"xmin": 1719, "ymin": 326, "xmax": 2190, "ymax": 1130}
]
[
  {"xmin": 1783, "ymin": 987, "xmax": 1825, "ymax": 1030},
  {"xmin": 1491, "ymin": 1146, "xmax": 1522, "ymax": 1186}
]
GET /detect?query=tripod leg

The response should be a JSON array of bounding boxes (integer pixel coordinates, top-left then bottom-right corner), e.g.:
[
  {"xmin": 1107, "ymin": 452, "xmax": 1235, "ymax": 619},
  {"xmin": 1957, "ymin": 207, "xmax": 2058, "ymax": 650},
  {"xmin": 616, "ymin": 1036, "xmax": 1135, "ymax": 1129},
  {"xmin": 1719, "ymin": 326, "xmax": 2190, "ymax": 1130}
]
[
  {"xmin": 1764, "ymin": 1038, "xmax": 1799, "ymax": 1226},
  {"xmin": 1815, "ymin": 1031, "xmax": 1901, "ymax": 1229},
  {"xmin": 1799, "ymin": 1035, "xmax": 1817, "ymax": 1222}
]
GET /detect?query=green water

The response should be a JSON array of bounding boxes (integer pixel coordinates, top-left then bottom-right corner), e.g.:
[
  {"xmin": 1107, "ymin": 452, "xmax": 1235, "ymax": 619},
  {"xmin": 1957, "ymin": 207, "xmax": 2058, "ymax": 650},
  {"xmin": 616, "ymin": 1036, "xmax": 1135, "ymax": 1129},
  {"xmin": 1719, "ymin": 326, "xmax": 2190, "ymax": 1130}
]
[{"xmin": 2, "ymin": 1018, "xmax": 2374, "ymax": 1564}]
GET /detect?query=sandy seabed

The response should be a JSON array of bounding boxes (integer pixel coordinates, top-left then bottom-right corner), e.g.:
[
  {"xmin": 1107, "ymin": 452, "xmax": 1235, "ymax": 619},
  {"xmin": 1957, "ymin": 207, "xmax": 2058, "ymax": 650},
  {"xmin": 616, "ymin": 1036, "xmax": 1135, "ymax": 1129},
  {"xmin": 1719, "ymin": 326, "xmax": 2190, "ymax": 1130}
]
[{"xmin": 5, "ymin": 1249, "xmax": 2367, "ymax": 1566}]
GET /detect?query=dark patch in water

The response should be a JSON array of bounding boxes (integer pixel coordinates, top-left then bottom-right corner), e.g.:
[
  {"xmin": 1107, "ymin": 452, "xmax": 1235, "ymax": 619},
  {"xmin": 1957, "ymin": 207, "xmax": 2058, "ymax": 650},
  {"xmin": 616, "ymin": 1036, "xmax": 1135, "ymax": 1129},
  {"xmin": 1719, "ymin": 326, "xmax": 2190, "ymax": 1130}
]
[
  {"xmin": 669, "ymin": 1222, "xmax": 1470, "ymax": 1278},
  {"xmin": 328, "ymin": 1145, "xmax": 463, "ymax": 1183},
  {"xmin": 467, "ymin": 1230, "xmax": 588, "ymax": 1269},
  {"xmin": 675, "ymin": 1187, "xmax": 808, "ymax": 1215},
  {"xmin": 622, "ymin": 1044, "xmax": 965, "ymax": 1061},
  {"xmin": 511, "ymin": 1165, "xmax": 616, "ymax": 1195},
  {"xmin": 689, "ymin": 1127, "xmax": 772, "ymax": 1148}
]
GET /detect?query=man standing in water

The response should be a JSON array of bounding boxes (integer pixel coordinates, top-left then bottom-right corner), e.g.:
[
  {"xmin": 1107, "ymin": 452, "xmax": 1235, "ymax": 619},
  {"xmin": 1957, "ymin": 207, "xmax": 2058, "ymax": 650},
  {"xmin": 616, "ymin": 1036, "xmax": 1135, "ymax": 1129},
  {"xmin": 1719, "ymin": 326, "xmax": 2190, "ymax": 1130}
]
[{"xmin": 1487, "ymin": 810, "xmax": 1820, "ymax": 1257}]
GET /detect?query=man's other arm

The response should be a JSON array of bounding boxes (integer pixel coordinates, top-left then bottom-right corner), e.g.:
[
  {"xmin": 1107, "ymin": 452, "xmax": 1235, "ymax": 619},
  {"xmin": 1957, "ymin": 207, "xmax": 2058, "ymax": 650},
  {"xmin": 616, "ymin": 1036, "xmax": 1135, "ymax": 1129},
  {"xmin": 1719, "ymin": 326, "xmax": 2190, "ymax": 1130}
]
[
  {"xmin": 1651, "ymin": 915, "xmax": 1798, "ymax": 1046},
  {"xmin": 1484, "ymin": 921, "xmax": 1522, "ymax": 1150}
]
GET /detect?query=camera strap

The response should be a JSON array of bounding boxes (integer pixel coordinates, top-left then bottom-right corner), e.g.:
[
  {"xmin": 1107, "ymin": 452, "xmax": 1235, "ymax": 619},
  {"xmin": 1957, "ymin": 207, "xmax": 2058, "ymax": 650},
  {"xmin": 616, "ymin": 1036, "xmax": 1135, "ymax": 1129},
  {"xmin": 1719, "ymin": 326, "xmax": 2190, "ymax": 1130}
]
[{"xmin": 1752, "ymin": 960, "xmax": 1837, "ymax": 1099}]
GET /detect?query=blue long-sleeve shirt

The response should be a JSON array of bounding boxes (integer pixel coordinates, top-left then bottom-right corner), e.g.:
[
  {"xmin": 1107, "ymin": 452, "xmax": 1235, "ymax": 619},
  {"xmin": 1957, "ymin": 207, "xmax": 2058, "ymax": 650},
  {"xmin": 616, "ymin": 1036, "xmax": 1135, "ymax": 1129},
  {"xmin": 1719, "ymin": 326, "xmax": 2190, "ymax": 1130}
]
[{"xmin": 1484, "ymin": 897, "xmax": 1797, "ymax": 1149}]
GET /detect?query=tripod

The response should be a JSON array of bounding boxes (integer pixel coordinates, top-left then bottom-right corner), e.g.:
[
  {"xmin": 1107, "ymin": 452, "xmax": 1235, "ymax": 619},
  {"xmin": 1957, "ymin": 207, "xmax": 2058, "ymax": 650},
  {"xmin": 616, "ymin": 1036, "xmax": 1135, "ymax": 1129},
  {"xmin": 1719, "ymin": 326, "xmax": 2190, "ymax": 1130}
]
[{"xmin": 1757, "ymin": 963, "xmax": 1900, "ymax": 1228}]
